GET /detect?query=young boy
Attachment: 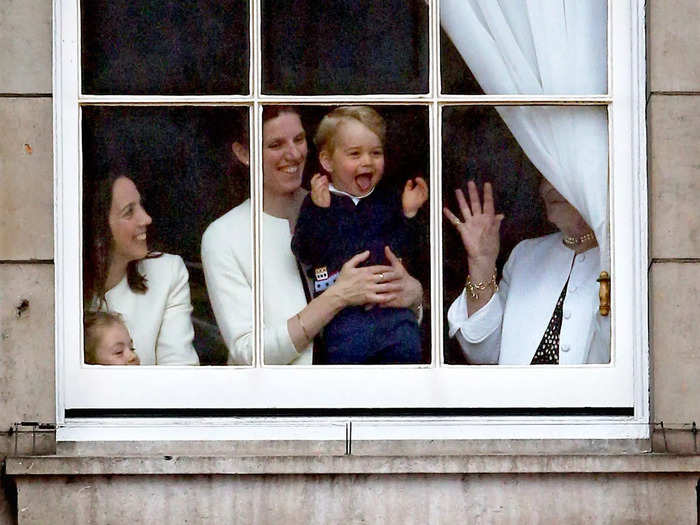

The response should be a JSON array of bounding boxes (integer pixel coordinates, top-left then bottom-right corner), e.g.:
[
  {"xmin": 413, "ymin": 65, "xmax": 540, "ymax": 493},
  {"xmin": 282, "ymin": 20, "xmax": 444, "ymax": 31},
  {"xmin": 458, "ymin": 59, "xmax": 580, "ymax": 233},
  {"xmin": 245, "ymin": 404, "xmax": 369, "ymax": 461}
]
[
  {"xmin": 84, "ymin": 311, "xmax": 141, "ymax": 365},
  {"xmin": 292, "ymin": 106, "xmax": 428, "ymax": 364}
]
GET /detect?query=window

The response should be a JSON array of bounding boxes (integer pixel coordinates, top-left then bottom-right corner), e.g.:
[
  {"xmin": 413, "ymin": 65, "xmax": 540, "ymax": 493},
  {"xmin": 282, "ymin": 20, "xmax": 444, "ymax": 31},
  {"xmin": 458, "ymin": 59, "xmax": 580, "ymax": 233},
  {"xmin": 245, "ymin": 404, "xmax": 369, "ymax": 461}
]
[{"xmin": 55, "ymin": 0, "xmax": 648, "ymax": 440}]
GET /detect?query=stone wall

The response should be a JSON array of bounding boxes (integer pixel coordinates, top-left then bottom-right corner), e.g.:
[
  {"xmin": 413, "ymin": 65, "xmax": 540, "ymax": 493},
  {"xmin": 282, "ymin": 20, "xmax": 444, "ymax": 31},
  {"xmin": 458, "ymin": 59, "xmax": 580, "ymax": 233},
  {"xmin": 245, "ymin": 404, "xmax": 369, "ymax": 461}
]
[
  {"xmin": 647, "ymin": 0, "xmax": 700, "ymax": 444},
  {"xmin": 1, "ymin": 2, "xmax": 55, "ymax": 523}
]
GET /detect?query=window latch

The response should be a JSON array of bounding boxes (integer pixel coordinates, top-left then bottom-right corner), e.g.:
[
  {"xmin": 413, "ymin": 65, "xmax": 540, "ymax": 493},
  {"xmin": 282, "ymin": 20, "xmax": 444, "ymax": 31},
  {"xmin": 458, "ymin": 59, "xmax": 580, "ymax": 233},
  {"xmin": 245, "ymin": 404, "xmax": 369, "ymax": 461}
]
[{"xmin": 597, "ymin": 271, "xmax": 611, "ymax": 316}]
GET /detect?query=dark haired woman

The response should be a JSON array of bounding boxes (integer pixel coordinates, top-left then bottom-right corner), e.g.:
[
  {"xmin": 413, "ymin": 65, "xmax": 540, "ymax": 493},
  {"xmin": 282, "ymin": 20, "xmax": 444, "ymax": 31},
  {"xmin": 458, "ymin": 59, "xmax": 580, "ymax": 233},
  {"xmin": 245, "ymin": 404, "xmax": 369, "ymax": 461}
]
[
  {"xmin": 202, "ymin": 106, "xmax": 423, "ymax": 365},
  {"xmin": 84, "ymin": 174, "xmax": 199, "ymax": 365}
]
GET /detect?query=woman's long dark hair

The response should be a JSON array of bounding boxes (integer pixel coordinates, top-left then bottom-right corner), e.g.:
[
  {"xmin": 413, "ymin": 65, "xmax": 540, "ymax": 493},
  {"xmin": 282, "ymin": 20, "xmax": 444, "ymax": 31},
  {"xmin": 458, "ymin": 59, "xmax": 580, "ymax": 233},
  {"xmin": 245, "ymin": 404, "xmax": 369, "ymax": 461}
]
[{"xmin": 83, "ymin": 172, "xmax": 157, "ymax": 309}]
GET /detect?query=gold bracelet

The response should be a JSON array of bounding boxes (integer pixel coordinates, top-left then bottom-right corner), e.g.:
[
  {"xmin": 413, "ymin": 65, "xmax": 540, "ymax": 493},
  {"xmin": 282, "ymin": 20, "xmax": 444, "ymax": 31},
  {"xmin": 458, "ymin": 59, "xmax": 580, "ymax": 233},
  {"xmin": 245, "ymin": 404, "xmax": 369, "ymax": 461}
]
[
  {"xmin": 465, "ymin": 270, "xmax": 499, "ymax": 300},
  {"xmin": 296, "ymin": 313, "xmax": 312, "ymax": 341}
]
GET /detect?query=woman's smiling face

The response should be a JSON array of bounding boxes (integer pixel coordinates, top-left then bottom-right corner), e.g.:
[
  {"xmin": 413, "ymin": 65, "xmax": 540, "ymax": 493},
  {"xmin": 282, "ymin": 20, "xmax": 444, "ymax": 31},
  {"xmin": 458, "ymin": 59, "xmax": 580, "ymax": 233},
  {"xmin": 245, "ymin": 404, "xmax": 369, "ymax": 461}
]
[
  {"xmin": 262, "ymin": 111, "xmax": 308, "ymax": 197},
  {"xmin": 108, "ymin": 176, "xmax": 152, "ymax": 266}
]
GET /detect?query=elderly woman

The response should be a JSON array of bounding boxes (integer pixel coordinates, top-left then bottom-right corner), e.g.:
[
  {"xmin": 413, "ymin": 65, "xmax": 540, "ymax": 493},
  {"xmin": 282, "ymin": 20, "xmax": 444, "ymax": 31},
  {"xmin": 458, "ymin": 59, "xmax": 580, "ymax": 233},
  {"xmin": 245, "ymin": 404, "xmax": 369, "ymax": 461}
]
[
  {"xmin": 444, "ymin": 179, "xmax": 609, "ymax": 365},
  {"xmin": 84, "ymin": 173, "xmax": 199, "ymax": 365},
  {"xmin": 201, "ymin": 106, "xmax": 423, "ymax": 365}
]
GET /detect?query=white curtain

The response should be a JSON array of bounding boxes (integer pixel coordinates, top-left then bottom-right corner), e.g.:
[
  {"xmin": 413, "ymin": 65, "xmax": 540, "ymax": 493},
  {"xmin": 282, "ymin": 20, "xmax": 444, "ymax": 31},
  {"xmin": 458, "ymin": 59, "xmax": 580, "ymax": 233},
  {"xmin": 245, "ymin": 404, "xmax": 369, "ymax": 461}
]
[{"xmin": 441, "ymin": 0, "xmax": 609, "ymax": 267}]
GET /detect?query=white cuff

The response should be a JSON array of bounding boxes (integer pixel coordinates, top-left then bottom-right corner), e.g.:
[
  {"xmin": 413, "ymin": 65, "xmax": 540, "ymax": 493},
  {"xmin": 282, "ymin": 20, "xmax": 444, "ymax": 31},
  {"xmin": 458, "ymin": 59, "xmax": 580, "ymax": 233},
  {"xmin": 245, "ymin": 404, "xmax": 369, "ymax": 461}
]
[{"xmin": 447, "ymin": 289, "xmax": 502, "ymax": 343}]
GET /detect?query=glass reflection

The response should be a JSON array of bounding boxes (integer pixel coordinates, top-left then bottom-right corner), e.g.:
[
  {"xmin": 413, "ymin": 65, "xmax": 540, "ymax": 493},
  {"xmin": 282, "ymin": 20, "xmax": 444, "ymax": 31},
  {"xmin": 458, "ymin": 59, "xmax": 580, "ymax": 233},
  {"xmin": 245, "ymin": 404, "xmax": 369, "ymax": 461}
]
[
  {"xmin": 81, "ymin": 0, "xmax": 249, "ymax": 95},
  {"xmin": 442, "ymin": 106, "xmax": 610, "ymax": 365},
  {"xmin": 262, "ymin": 0, "xmax": 429, "ymax": 95}
]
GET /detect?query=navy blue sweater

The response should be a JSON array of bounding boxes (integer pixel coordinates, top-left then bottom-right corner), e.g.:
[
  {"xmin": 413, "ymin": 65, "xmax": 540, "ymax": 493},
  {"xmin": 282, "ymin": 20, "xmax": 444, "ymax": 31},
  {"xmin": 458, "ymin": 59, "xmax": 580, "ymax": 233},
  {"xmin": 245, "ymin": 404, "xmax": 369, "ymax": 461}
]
[{"xmin": 292, "ymin": 182, "xmax": 418, "ymax": 294}]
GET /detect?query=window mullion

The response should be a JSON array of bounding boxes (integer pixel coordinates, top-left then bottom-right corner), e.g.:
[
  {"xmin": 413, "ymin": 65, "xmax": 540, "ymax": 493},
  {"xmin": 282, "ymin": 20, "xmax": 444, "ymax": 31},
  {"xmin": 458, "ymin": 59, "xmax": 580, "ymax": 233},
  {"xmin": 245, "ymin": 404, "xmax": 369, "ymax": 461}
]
[
  {"xmin": 252, "ymin": 0, "xmax": 263, "ymax": 367},
  {"xmin": 432, "ymin": 102, "xmax": 443, "ymax": 368},
  {"xmin": 431, "ymin": 0, "xmax": 442, "ymax": 368}
]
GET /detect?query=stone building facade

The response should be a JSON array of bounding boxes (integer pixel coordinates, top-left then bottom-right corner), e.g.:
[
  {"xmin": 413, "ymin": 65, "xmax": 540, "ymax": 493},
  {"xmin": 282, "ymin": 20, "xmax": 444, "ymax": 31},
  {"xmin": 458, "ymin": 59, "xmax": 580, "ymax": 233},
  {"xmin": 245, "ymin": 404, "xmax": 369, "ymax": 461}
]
[{"xmin": 1, "ymin": 0, "xmax": 699, "ymax": 523}]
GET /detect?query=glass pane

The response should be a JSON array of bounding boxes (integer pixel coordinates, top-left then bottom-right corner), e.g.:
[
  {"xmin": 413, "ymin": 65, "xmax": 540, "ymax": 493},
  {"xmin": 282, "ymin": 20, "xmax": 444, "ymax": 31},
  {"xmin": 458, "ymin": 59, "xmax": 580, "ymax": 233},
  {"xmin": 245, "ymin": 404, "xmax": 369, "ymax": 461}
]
[
  {"xmin": 81, "ymin": 1, "xmax": 249, "ymax": 95},
  {"xmin": 262, "ymin": 0, "xmax": 429, "ymax": 95},
  {"xmin": 441, "ymin": 0, "xmax": 608, "ymax": 95},
  {"xmin": 258, "ymin": 105, "xmax": 430, "ymax": 365},
  {"xmin": 82, "ymin": 106, "xmax": 249, "ymax": 366},
  {"xmin": 442, "ymin": 105, "xmax": 610, "ymax": 365}
]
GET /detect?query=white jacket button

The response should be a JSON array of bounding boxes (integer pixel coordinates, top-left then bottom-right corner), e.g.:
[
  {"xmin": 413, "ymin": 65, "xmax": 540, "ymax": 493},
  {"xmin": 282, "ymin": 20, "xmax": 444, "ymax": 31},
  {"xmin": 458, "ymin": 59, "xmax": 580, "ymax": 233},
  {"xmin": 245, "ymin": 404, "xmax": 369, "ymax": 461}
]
[
  {"xmin": 564, "ymin": 310, "xmax": 572, "ymax": 319},
  {"xmin": 560, "ymin": 344, "xmax": 571, "ymax": 352}
]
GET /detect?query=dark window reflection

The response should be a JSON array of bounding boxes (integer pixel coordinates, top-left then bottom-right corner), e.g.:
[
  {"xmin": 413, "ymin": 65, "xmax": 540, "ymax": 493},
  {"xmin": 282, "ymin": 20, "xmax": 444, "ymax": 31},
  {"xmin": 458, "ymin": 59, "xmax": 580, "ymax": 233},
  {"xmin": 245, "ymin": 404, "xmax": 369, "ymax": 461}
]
[
  {"xmin": 440, "ymin": 28, "xmax": 483, "ymax": 95},
  {"xmin": 81, "ymin": 1, "xmax": 249, "ymax": 95},
  {"xmin": 262, "ymin": 0, "xmax": 429, "ymax": 95},
  {"xmin": 82, "ymin": 106, "xmax": 249, "ymax": 364}
]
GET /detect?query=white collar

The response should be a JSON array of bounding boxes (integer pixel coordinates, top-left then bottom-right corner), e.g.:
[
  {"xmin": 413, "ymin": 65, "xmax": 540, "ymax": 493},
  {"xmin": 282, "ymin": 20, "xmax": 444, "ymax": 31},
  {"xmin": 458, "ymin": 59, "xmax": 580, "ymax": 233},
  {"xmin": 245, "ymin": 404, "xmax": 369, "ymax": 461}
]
[{"xmin": 329, "ymin": 183, "xmax": 375, "ymax": 206}]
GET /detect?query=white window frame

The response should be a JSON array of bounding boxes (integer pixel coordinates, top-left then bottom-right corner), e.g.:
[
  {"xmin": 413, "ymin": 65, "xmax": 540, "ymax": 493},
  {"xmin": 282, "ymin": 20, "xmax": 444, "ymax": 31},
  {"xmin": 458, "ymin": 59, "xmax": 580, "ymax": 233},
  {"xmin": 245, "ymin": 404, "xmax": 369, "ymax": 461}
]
[{"xmin": 54, "ymin": 0, "xmax": 649, "ymax": 442}]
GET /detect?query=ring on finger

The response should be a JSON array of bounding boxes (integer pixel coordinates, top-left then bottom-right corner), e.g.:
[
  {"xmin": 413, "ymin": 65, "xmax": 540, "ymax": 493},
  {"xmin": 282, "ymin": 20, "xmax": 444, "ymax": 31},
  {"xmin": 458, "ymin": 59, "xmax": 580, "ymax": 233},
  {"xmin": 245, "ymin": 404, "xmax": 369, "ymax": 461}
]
[{"xmin": 378, "ymin": 272, "xmax": 384, "ymax": 281}]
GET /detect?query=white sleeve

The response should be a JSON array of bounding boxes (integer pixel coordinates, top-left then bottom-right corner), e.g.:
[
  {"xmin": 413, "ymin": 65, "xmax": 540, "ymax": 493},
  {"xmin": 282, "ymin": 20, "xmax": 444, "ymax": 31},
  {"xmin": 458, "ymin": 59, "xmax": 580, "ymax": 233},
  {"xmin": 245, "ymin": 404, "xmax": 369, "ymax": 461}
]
[
  {"xmin": 202, "ymin": 226, "xmax": 255, "ymax": 365},
  {"xmin": 202, "ymin": 226, "xmax": 304, "ymax": 366},
  {"xmin": 447, "ymin": 289, "xmax": 503, "ymax": 364},
  {"xmin": 155, "ymin": 256, "xmax": 200, "ymax": 365},
  {"xmin": 446, "ymin": 248, "xmax": 516, "ymax": 365}
]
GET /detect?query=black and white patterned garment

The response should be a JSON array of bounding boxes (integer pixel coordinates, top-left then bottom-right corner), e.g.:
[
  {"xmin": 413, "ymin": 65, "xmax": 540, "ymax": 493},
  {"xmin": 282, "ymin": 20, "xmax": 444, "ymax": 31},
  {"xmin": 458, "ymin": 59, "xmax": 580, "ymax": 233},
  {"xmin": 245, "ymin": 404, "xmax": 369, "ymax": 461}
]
[{"xmin": 530, "ymin": 279, "xmax": 570, "ymax": 365}]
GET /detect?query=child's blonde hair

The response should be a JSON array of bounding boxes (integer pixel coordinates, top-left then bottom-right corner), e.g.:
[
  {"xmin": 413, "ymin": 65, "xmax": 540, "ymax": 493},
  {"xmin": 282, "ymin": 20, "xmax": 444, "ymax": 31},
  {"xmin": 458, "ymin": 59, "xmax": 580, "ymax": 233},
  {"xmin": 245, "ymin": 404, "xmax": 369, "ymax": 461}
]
[
  {"xmin": 84, "ymin": 311, "xmax": 127, "ymax": 364},
  {"xmin": 314, "ymin": 106, "xmax": 386, "ymax": 153}
]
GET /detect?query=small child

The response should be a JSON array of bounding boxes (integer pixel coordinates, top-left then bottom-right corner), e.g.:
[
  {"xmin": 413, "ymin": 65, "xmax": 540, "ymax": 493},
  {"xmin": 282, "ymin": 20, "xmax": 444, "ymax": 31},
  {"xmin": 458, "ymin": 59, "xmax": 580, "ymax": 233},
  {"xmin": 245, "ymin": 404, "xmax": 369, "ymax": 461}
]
[
  {"xmin": 84, "ymin": 311, "xmax": 141, "ymax": 365},
  {"xmin": 292, "ymin": 106, "xmax": 428, "ymax": 364}
]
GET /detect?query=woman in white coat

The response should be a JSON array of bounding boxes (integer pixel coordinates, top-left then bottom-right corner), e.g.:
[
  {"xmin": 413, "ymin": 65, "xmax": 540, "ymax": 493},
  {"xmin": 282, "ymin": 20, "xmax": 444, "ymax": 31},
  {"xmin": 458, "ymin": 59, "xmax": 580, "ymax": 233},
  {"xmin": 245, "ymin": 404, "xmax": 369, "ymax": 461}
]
[
  {"xmin": 84, "ymin": 173, "xmax": 199, "ymax": 366},
  {"xmin": 444, "ymin": 179, "xmax": 609, "ymax": 365},
  {"xmin": 202, "ymin": 106, "xmax": 423, "ymax": 365}
]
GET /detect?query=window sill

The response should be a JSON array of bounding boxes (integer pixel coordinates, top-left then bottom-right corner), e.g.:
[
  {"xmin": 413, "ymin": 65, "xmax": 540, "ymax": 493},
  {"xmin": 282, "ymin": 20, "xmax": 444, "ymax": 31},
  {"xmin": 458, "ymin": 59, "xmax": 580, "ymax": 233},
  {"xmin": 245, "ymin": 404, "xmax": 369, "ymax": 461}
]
[{"xmin": 6, "ymin": 454, "xmax": 699, "ymax": 477}]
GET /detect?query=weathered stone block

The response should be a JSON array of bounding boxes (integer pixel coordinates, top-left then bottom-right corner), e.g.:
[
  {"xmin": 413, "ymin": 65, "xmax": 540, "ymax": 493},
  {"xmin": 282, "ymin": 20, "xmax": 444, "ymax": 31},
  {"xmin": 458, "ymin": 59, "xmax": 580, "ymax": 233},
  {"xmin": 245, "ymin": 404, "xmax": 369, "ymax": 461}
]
[
  {"xmin": 649, "ymin": 95, "xmax": 700, "ymax": 258},
  {"xmin": 0, "ymin": 264, "xmax": 55, "ymax": 431},
  {"xmin": 649, "ymin": 0, "xmax": 700, "ymax": 92},
  {"xmin": 0, "ymin": 98, "xmax": 53, "ymax": 260},
  {"xmin": 0, "ymin": 0, "xmax": 52, "ymax": 93},
  {"xmin": 651, "ymin": 262, "xmax": 700, "ymax": 424},
  {"xmin": 12, "ymin": 472, "xmax": 700, "ymax": 524}
]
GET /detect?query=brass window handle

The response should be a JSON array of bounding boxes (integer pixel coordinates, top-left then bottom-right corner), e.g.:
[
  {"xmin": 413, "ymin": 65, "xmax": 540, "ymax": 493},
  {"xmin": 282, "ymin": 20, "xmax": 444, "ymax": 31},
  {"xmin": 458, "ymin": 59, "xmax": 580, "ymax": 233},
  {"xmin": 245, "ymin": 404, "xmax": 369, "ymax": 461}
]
[{"xmin": 597, "ymin": 271, "xmax": 611, "ymax": 316}]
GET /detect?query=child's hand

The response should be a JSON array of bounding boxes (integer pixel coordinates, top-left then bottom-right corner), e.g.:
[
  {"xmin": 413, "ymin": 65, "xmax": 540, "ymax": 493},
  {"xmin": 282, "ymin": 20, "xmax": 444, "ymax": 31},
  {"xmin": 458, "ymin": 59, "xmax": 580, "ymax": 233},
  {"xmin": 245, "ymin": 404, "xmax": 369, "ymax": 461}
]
[
  {"xmin": 310, "ymin": 173, "xmax": 331, "ymax": 208},
  {"xmin": 402, "ymin": 176, "xmax": 428, "ymax": 218}
]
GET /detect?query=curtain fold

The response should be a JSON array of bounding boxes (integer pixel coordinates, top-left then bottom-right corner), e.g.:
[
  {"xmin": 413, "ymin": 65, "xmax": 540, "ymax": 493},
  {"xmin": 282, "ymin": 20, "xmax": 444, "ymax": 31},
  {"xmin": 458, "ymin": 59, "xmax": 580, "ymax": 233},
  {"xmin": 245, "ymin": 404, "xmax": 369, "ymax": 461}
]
[{"xmin": 441, "ymin": 0, "xmax": 609, "ymax": 268}]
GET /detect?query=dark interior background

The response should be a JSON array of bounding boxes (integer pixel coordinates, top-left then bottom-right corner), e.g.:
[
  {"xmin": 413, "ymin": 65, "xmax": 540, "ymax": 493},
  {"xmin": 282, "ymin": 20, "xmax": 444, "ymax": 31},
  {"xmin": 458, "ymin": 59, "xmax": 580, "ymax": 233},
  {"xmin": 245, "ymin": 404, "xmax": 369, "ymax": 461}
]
[
  {"xmin": 81, "ymin": 0, "xmax": 249, "ymax": 95},
  {"xmin": 261, "ymin": 0, "xmax": 429, "ymax": 95}
]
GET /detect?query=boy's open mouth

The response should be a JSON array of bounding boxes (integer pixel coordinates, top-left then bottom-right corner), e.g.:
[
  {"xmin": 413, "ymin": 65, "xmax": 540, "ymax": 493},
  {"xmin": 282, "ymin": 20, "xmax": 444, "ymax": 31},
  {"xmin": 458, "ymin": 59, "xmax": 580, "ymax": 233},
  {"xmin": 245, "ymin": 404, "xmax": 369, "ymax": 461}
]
[{"xmin": 355, "ymin": 173, "xmax": 373, "ymax": 192}]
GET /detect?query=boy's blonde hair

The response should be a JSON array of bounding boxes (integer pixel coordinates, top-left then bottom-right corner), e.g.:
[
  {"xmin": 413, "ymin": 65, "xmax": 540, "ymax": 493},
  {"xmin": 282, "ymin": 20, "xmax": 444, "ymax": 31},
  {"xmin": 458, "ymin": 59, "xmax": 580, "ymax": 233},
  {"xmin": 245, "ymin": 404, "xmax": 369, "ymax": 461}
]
[
  {"xmin": 314, "ymin": 106, "xmax": 386, "ymax": 153},
  {"xmin": 84, "ymin": 310, "xmax": 127, "ymax": 364}
]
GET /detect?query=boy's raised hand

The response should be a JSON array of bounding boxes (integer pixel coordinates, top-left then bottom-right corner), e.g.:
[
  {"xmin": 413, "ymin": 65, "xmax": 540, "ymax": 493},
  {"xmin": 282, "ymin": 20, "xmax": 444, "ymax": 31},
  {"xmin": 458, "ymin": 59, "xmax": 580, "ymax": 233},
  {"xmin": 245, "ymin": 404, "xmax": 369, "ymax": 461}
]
[
  {"xmin": 402, "ymin": 176, "xmax": 429, "ymax": 218},
  {"xmin": 310, "ymin": 173, "xmax": 331, "ymax": 208}
]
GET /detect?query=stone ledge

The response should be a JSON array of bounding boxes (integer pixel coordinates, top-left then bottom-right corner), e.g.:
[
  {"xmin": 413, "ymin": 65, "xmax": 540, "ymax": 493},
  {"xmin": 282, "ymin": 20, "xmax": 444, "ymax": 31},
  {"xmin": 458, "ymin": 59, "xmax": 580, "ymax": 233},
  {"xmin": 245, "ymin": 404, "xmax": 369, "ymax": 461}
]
[
  {"xmin": 6, "ymin": 454, "xmax": 700, "ymax": 476},
  {"xmin": 55, "ymin": 437, "xmax": 650, "ymax": 458}
]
